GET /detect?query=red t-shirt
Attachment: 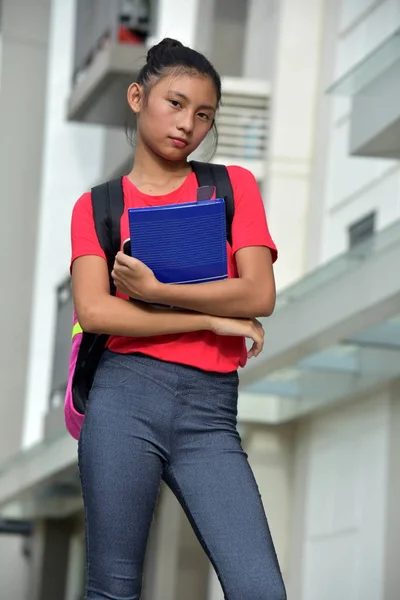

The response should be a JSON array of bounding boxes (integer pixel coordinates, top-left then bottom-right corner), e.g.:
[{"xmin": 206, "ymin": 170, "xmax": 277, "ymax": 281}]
[{"xmin": 71, "ymin": 166, "xmax": 277, "ymax": 373}]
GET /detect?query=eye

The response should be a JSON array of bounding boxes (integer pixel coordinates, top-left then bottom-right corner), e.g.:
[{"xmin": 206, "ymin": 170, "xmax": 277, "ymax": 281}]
[
  {"xmin": 198, "ymin": 112, "xmax": 211, "ymax": 121},
  {"xmin": 169, "ymin": 99, "xmax": 182, "ymax": 108}
]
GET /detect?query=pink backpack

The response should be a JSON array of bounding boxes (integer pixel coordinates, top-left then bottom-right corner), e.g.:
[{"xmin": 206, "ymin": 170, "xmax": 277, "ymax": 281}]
[{"xmin": 64, "ymin": 163, "xmax": 235, "ymax": 439}]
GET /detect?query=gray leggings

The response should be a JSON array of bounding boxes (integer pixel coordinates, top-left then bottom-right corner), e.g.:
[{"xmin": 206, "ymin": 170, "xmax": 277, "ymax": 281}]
[{"xmin": 78, "ymin": 350, "xmax": 287, "ymax": 600}]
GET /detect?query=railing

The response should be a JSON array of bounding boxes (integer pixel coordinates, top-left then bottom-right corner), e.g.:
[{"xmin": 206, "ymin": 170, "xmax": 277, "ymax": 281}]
[{"xmin": 216, "ymin": 77, "xmax": 271, "ymax": 162}]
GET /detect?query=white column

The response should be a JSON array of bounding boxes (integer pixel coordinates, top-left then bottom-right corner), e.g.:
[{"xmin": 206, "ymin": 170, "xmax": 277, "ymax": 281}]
[
  {"xmin": 150, "ymin": 0, "xmax": 201, "ymax": 47},
  {"xmin": 29, "ymin": 519, "xmax": 72, "ymax": 600},
  {"xmin": 145, "ymin": 485, "xmax": 181, "ymax": 600},
  {"xmin": 0, "ymin": 0, "xmax": 51, "ymax": 595},
  {"xmin": 64, "ymin": 531, "xmax": 85, "ymax": 600},
  {"xmin": 264, "ymin": 0, "xmax": 326, "ymax": 289},
  {"xmin": 207, "ymin": 569, "xmax": 224, "ymax": 600},
  {"xmin": 0, "ymin": 0, "xmax": 51, "ymax": 455},
  {"xmin": 383, "ymin": 382, "xmax": 400, "ymax": 600},
  {"xmin": 21, "ymin": 0, "xmax": 105, "ymax": 449},
  {"xmin": 245, "ymin": 426, "xmax": 293, "ymax": 573},
  {"xmin": 243, "ymin": 0, "xmax": 280, "ymax": 80}
]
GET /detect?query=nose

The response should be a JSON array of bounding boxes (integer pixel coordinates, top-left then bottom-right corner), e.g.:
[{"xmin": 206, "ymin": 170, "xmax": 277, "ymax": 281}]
[{"xmin": 177, "ymin": 109, "xmax": 195, "ymax": 135}]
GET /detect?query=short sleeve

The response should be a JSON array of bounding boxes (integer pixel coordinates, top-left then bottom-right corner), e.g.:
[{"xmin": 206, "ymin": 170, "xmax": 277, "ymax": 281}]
[
  {"xmin": 228, "ymin": 166, "xmax": 277, "ymax": 262},
  {"xmin": 70, "ymin": 192, "xmax": 106, "ymax": 269}
]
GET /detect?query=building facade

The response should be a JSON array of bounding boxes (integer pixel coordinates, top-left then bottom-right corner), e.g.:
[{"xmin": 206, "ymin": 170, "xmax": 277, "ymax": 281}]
[{"xmin": 1, "ymin": 0, "xmax": 400, "ymax": 598}]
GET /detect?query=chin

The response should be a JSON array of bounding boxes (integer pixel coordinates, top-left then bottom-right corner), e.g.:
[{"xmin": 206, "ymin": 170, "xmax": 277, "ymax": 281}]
[{"xmin": 156, "ymin": 147, "xmax": 192, "ymax": 162}]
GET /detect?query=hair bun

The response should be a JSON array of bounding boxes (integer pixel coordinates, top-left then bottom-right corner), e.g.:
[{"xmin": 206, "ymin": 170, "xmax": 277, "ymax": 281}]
[{"xmin": 146, "ymin": 38, "xmax": 184, "ymax": 64}]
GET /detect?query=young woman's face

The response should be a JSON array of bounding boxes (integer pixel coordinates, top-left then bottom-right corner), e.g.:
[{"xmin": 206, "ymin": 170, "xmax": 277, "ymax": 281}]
[{"xmin": 132, "ymin": 73, "xmax": 217, "ymax": 161}]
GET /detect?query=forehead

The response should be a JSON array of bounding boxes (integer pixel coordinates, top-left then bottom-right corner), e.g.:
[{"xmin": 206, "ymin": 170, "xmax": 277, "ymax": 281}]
[{"xmin": 152, "ymin": 72, "xmax": 217, "ymax": 106}]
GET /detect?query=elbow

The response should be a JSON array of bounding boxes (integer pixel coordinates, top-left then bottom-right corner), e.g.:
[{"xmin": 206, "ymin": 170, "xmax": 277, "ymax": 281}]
[
  {"xmin": 257, "ymin": 301, "xmax": 275, "ymax": 318},
  {"xmin": 76, "ymin": 303, "xmax": 103, "ymax": 334},
  {"xmin": 247, "ymin": 288, "xmax": 276, "ymax": 318}
]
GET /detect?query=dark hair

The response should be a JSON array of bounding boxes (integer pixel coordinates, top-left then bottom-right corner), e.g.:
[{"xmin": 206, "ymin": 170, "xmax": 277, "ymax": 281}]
[
  {"xmin": 138, "ymin": 38, "xmax": 221, "ymax": 105},
  {"xmin": 127, "ymin": 38, "xmax": 221, "ymax": 158}
]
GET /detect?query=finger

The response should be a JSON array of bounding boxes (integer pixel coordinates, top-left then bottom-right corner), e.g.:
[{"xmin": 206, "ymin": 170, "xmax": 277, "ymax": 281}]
[
  {"xmin": 114, "ymin": 260, "xmax": 131, "ymax": 274},
  {"xmin": 255, "ymin": 322, "xmax": 265, "ymax": 340},
  {"xmin": 114, "ymin": 281, "xmax": 130, "ymax": 296},
  {"xmin": 112, "ymin": 271, "xmax": 127, "ymax": 289},
  {"xmin": 115, "ymin": 251, "xmax": 131, "ymax": 265},
  {"xmin": 247, "ymin": 330, "xmax": 264, "ymax": 358},
  {"xmin": 254, "ymin": 319, "xmax": 264, "ymax": 331},
  {"xmin": 116, "ymin": 252, "xmax": 140, "ymax": 268},
  {"xmin": 113, "ymin": 274, "xmax": 123, "ymax": 286},
  {"xmin": 248, "ymin": 340, "xmax": 259, "ymax": 359},
  {"xmin": 112, "ymin": 262, "xmax": 124, "ymax": 275}
]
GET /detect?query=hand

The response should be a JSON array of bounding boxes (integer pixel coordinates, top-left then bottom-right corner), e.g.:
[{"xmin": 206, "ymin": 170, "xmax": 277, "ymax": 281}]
[
  {"xmin": 111, "ymin": 252, "xmax": 160, "ymax": 302},
  {"xmin": 210, "ymin": 316, "xmax": 265, "ymax": 358}
]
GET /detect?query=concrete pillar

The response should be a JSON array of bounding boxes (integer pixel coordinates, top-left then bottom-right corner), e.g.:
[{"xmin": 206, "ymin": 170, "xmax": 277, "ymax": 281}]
[
  {"xmin": 304, "ymin": 0, "xmax": 341, "ymax": 271},
  {"xmin": 264, "ymin": 0, "xmax": 326, "ymax": 289},
  {"xmin": 143, "ymin": 485, "xmax": 181, "ymax": 600},
  {"xmin": 208, "ymin": 569, "xmax": 224, "ymax": 600},
  {"xmin": 175, "ymin": 514, "xmax": 209, "ymax": 600},
  {"xmin": 0, "ymin": 0, "xmax": 51, "ymax": 460},
  {"xmin": 0, "ymin": 0, "xmax": 52, "ymax": 597},
  {"xmin": 151, "ymin": 0, "xmax": 246, "ymax": 79},
  {"xmin": 243, "ymin": 0, "xmax": 280, "ymax": 81},
  {"xmin": 383, "ymin": 382, "xmax": 400, "ymax": 600},
  {"xmin": 143, "ymin": 483, "xmax": 210, "ymax": 600},
  {"xmin": 29, "ymin": 519, "xmax": 72, "ymax": 600},
  {"xmin": 0, "ymin": 534, "xmax": 29, "ymax": 600},
  {"xmin": 150, "ymin": 0, "xmax": 202, "ymax": 47},
  {"xmin": 64, "ymin": 529, "xmax": 85, "ymax": 600},
  {"xmin": 207, "ymin": 425, "xmax": 293, "ymax": 598}
]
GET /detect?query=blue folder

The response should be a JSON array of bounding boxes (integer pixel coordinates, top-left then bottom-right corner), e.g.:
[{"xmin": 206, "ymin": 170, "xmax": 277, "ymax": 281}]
[{"xmin": 128, "ymin": 198, "xmax": 228, "ymax": 285}]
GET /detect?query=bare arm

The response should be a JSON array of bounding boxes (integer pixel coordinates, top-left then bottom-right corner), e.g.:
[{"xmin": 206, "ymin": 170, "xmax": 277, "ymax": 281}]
[
  {"xmin": 151, "ymin": 246, "xmax": 276, "ymax": 318},
  {"xmin": 113, "ymin": 246, "xmax": 276, "ymax": 319},
  {"xmin": 72, "ymin": 256, "xmax": 265, "ymax": 357},
  {"xmin": 72, "ymin": 256, "xmax": 213, "ymax": 337}
]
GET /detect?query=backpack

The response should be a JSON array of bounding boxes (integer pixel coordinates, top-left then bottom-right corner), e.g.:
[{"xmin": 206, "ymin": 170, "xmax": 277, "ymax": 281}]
[{"xmin": 64, "ymin": 161, "xmax": 235, "ymax": 440}]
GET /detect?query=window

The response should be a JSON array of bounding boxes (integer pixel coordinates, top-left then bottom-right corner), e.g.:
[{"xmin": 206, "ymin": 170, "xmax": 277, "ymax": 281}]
[{"xmin": 348, "ymin": 211, "xmax": 376, "ymax": 248}]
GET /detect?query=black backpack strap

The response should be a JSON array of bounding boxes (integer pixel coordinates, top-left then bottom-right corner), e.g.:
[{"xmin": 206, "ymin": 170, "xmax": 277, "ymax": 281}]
[
  {"xmin": 190, "ymin": 161, "xmax": 234, "ymax": 246},
  {"xmin": 91, "ymin": 178, "xmax": 124, "ymax": 293},
  {"xmin": 72, "ymin": 179, "xmax": 124, "ymax": 416}
]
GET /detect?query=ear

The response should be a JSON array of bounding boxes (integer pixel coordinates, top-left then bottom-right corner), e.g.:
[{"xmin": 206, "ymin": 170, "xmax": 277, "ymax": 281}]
[{"xmin": 127, "ymin": 82, "xmax": 143, "ymax": 114}]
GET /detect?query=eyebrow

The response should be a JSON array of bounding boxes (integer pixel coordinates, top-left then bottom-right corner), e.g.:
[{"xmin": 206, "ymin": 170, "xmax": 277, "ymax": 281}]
[{"xmin": 168, "ymin": 90, "xmax": 216, "ymax": 112}]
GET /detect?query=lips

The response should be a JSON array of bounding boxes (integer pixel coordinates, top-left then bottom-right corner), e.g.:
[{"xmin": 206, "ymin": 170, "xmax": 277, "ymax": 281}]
[{"xmin": 170, "ymin": 137, "xmax": 188, "ymax": 148}]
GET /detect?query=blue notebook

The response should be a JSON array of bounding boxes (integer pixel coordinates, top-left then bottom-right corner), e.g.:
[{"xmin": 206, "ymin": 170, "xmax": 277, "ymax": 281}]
[{"xmin": 128, "ymin": 198, "xmax": 228, "ymax": 285}]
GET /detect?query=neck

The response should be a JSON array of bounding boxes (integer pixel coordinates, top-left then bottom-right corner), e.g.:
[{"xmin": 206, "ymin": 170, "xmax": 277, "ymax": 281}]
[{"xmin": 128, "ymin": 136, "xmax": 191, "ymax": 186}]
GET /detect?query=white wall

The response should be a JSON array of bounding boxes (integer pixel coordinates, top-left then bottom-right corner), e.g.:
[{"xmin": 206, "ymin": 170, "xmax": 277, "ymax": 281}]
[
  {"xmin": 291, "ymin": 4, "xmax": 399, "ymax": 598},
  {"xmin": 210, "ymin": 0, "xmax": 248, "ymax": 77},
  {"xmin": 150, "ymin": 0, "xmax": 201, "ymax": 46},
  {"xmin": 321, "ymin": 114, "xmax": 400, "ymax": 260},
  {"xmin": 335, "ymin": 0, "xmax": 400, "ymax": 82},
  {"xmin": 288, "ymin": 393, "xmax": 389, "ymax": 600},
  {"xmin": 243, "ymin": 0, "xmax": 279, "ymax": 81},
  {"xmin": 263, "ymin": 0, "xmax": 326, "ymax": 289},
  {"xmin": 318, "ymin": 0, "xmax": 400, "ymax": 263},
  {"xmin": 21, "ymin": 0, "xmax": 105, "ymax": 448}
]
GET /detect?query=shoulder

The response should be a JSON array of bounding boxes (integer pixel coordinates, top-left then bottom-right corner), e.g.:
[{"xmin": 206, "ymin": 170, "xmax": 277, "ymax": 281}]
[
  {"xmin": 224, "ymin": 166, "xmax": 262, "ymax": 207},
  {"xmin": 226, "ymin": 165, "xmax": 258, "ymax": 187},
  {"xmin": 71, "ymin": 192, "xmax": 95, "ymax": 237},
  {"xmin": 71, "ymin": 191, "xmax": 93, "ymax": 221},
  {"xmin": 72, "ymin": 191, "xmax": 92, "ymax": 212}
]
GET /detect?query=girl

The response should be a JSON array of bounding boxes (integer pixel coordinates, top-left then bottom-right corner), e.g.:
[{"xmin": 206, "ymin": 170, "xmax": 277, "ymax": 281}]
[{"xmin": 71, "ymin": 38, "xmax": 286, "ymax": 600}]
